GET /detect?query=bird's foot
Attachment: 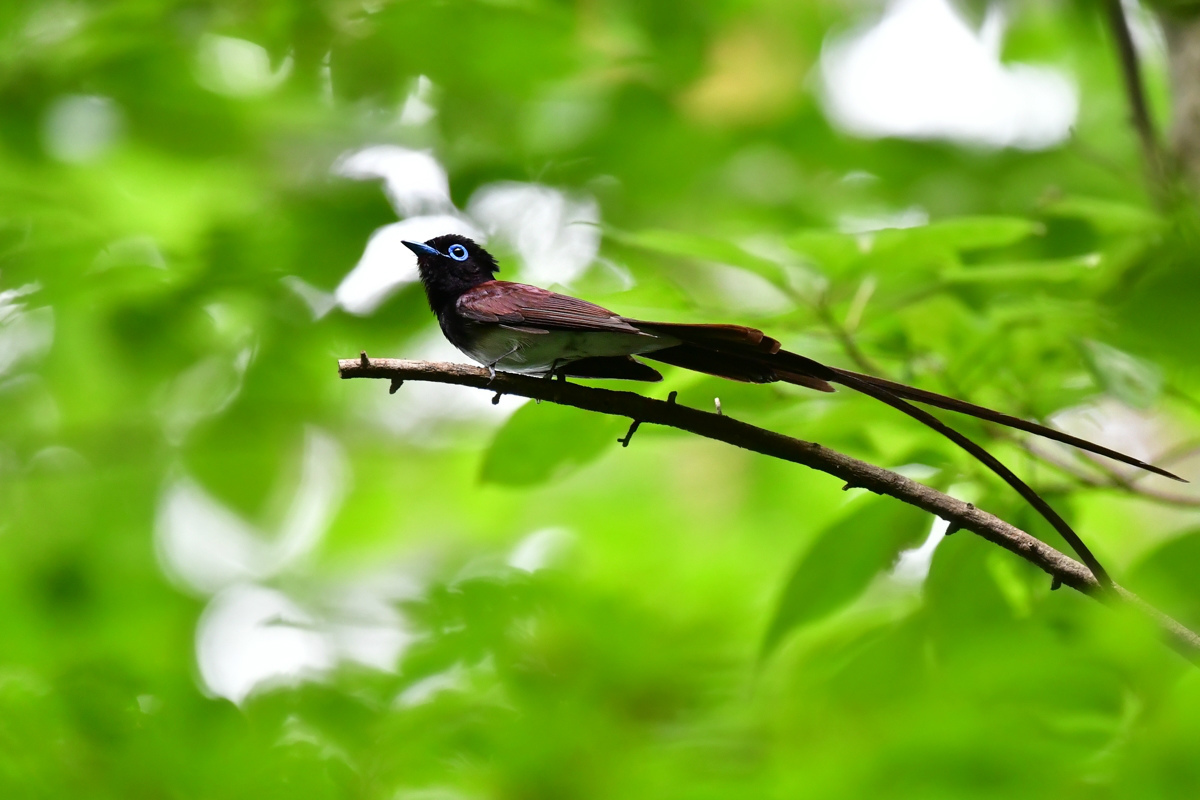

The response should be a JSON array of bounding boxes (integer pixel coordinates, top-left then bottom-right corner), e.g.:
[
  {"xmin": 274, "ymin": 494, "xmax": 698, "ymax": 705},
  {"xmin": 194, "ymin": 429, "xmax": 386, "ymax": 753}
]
[{"xmin": 486, "ymin": 346, "xmax": 520, "ymax": 385}]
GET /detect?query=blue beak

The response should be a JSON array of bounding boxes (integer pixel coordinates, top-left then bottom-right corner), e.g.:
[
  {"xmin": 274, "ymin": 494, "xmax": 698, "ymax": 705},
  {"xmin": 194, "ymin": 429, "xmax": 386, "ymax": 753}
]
[{"xmin": 402, "ymin": 240, "xmax": 441, "ymax": 258}]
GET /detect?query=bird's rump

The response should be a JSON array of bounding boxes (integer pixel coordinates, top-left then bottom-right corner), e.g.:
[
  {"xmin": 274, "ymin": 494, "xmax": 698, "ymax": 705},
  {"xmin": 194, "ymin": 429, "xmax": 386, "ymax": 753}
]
[{"xmin": 629, "ymin": 320, "xmax": 838, "ymax": 392}]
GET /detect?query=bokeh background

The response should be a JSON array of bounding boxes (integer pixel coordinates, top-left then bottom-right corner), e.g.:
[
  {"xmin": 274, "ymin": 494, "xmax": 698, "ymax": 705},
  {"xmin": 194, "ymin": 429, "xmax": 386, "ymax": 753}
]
[{"xmin": 5, "ymin": 0, "xmax": 1200, "ymax": 796}]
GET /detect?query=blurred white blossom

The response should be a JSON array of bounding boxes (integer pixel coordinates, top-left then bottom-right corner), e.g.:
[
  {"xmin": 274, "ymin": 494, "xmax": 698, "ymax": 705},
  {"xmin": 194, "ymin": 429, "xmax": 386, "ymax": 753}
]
[{"xmin": 821, "ymin": 0, "xmax": 1077, "ymax": 149}]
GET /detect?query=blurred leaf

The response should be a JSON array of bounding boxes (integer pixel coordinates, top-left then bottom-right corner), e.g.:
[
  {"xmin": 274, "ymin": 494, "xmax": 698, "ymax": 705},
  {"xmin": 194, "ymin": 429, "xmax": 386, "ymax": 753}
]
[
  {"xmin": 941, "ymin": 253, "xmax": 1103, "ymax": 284},
  {"xmin": 787, "ymin": 229, "xmax": 864, "ymax": 274},
  {"xmin": 874, "ymin": 216, "xmax": 1042, "ymax": 252},
  {"xmin": 606, "ymin": 226, "xmax": 787, "ymax": 285},
  {"xmin": 1129, "ymin": 529, "xmax": 1200, "ymax": 630},
  {"xmin": 399, "ymin": 570, "xmax": 543, "ymax": 683},
  {"xmin": 760, "ymin": 496, "xmax": 931, "ymax": 659},
  {"xmin": 1113, "ymin": 243, "xmax": 1200, "ymax": 379},
  {"xmin": 786, "ymin": 216, "xmax": 1040, "ymax": 290},
  {"xmin": 1079, "ymin": 339, "xmax": 1162, "ymax": 408},
  {"xmin": 1043, "ymin": 196, "xmax": 1163, "ymax": 236},
  {"xmin": 480, "ymin": 400, "xmax": 622, "ymax": 486}
]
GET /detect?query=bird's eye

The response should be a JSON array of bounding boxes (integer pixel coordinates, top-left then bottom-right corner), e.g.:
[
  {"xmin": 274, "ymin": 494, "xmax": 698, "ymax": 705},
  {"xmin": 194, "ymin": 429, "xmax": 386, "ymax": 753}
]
[{"xmin": 447, "ymin": 244, "xmax": 469, "ymax": 261}]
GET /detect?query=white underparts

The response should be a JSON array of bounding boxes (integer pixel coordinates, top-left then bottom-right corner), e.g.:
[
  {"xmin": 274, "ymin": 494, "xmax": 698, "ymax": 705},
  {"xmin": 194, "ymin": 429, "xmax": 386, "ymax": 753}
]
[{"xmin": 460, "ymin": 326, "xmax": 680, "ymax": 374}]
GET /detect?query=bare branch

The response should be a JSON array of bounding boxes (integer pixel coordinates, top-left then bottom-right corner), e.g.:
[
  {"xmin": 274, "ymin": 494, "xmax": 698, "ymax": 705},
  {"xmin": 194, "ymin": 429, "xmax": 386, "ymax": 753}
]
[{"xmin": 338, "ymin": 357, "xmax": 1200, "ymax": 665}]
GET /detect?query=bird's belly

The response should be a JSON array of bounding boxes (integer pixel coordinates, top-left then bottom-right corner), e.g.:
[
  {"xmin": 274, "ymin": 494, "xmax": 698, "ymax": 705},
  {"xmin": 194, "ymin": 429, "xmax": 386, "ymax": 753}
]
[{"xmin": 460, "ymin": 326, "xmax": 675, "ymax": 374}]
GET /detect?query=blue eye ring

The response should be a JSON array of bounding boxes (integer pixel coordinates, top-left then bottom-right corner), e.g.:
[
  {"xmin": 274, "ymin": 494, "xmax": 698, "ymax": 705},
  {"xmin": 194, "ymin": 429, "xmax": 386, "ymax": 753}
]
[{"xmin": 447, "ymin": 243, "xmax": 469, "ymax": 261}]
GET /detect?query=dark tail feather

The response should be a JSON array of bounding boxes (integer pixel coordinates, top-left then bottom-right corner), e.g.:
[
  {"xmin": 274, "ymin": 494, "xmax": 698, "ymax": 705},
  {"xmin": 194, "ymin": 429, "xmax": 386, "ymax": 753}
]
[
  {"xmin": 644, "ymin": 344, "xmax": 835, "ymax": 391},
  {"xmin": 831, "ymin": 371, "xmax": 1114, "ymax": 589},
  {"xmin": 628, "ymin": 319, "xmax": 1179, "ymax": 482},
  {"xmin": 562, "ymin": 356, "xmax": 663, "ymax": 381},
  {"xmin": 633, "ymin": 322, "xmax": 836, "ymax": 391},
  {"xmin": 829, "ymin": 367, "xmax": 1185, "ymax": 483}
]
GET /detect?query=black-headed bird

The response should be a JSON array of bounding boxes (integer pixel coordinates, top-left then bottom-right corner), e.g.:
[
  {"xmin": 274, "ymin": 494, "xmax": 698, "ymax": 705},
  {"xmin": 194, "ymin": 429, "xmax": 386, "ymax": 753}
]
[{"xmin": 404, "ymin": 233, "xmax": 1184, "ymax": 587}]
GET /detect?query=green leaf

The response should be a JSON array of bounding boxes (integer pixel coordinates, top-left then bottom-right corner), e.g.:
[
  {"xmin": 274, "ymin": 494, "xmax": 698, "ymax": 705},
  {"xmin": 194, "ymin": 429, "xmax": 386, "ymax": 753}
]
[
  {"xmin": 874, "ymin": 216, "xmax": 1042, "ymax": 252},
  {"xmin": 787, "ymin": 229, "xmax": 864, "ymax": 274},
  {"xmin": 1129, "ymin": 529, "xmax": 1200, "ymax": 631},
  {"xmin": 760, "ymin": 496, "xmax": 932, "ymax": 659},
  {"xmin": 1079, "ymin": 339, "xmax": 1162, "ymax": 409},
  {"xmin": 480, "ymin": 400, "xmax": 623, "ymax": 486},
  {"xmin": 1043, "ymin": 196, "xmax": 1162, "ymax": 236},
  {"xmin": 786, "ymin": 216, "xmax": 1040, "ymax": 285},
  {"xmin": 940, "ymin": 254, "xmax": 1103, "ymax": 284},
  {"xmin": 607, "ymin": 227, "xmax": 787, "ymax": 285}
]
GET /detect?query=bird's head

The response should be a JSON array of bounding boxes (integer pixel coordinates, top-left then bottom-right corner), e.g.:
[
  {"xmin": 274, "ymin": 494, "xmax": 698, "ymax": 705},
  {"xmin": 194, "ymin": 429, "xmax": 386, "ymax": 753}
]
[{"xmin": 402, "ymin": 234, "xmax": 499, "ymax": 310}]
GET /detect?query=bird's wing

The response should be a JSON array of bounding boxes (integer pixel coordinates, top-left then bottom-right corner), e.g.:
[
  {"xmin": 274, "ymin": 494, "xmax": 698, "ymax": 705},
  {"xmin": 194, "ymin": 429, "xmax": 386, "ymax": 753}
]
[{"xmin": 456, "ymin": 281, "xmax": 646, "ymax": 334}]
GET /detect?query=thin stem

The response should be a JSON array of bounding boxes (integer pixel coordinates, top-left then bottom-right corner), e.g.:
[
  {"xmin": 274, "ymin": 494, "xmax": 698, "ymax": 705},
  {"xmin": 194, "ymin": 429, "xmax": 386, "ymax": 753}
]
[
  {"xmin": 1104, "ymin": 0, "xmax": 1169, "ymax": 200},
  {"xmin": 815, "ymin": 298, "xmax": 883, "ymax": 376}
]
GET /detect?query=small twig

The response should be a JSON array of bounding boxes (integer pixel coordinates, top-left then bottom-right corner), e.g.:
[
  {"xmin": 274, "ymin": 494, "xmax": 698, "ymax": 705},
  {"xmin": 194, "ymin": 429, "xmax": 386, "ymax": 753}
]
[
  {"xmin": 776, "ymin": 282, "xmax": 885, "ymax": 377},
  {"xmin": 389, "ymin": 378, "xmax": 404, "ymax": 394},
  {"xmin": 619, "ymin": 390, "xmax": 677, "ymax": 447},
  {"xmin": 617, "ymin": 419, "xmax": 642, "ymax": 447},
  {"xmin": 1103, "ymin": 0, "xmax": 1170, "ymax": 200},
  {"xmin": 943, "ymin": 503, "xmax": 973, "ymax": 535},
  {"xmin": 814, "ymin": 291, "xmax": 885, "ymax": 376},
  {"xmin": 338, "ymin": 357, "xmax": 1200, "ymax": 665},
  {"xmin": 843, "ymin": 276, "xmax": 877, "ymax": 334}
]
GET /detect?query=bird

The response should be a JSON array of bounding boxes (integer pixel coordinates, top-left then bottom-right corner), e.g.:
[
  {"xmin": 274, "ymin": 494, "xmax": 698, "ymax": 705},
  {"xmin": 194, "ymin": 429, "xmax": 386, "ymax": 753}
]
[{"xmin": 402, "ymin": 233, "xmax": 1184, "ymax": 588}]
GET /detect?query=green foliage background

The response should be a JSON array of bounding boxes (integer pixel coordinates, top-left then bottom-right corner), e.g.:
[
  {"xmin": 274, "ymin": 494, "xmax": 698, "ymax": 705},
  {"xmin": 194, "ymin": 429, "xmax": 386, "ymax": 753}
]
[{"xmin": 3, "ymin": 0, "xmax": 1200, "ymax": 797}]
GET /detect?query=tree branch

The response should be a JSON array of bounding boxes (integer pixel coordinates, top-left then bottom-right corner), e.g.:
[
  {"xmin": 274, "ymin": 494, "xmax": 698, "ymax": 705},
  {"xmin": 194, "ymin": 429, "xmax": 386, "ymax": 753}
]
[{"xmin": 338, "ymin": 356, "xmax": 1200, "ymax": 665}]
